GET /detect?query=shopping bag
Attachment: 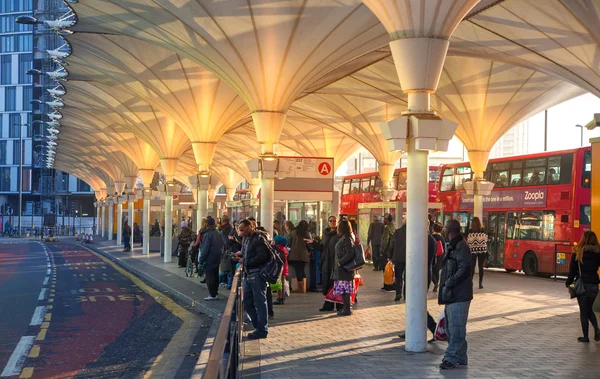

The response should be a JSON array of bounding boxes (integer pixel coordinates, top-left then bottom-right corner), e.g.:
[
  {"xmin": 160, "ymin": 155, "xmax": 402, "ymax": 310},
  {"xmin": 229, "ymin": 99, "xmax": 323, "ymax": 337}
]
[
  {"xmin": 283, "ymin": 280, "xmax": 290, "ymax": 298},
  {"xmin": 271, "ymin": 276, "xmax": 283, "ymax": 291},
  {"xmin": 434, "ymin": 310, "xmax": 447, "ymax": 341},
  {"xmin": 384, "ymin": 261, "xmax": 395, "ymax": 285},
  {"xmin": 365, "ymin": 246, "xmax": 372, "ymax": 261},
  {"xmin": 324, "ymin": 284, "xmax": 358, "ymax": 304},
  {"xmin": 356, "ymin": 273, "xmax": 365, "ymax": 287}
]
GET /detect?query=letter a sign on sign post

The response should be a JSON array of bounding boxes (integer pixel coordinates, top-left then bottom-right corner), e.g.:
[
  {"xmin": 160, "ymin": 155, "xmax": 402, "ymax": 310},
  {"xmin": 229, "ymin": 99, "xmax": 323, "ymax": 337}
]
[{"xmin": 318, "ymin": 162, "xmax": 331, "ymax": 176}]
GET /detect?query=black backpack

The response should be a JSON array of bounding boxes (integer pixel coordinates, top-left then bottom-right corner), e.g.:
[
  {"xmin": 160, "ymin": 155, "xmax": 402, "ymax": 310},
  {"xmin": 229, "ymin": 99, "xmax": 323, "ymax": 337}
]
[{"xmin": 256, "ymin": 231, "xmax": 284, "ymax": 284}]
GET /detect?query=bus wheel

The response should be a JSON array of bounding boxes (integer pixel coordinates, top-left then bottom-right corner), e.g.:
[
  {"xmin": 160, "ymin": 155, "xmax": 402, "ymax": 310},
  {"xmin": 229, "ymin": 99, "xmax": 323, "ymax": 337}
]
[
  {"xmin": 505, "ymin": 269, "xmax": 516, "ymax": 273},
  {"xmin": 522, "ymin": 252, "xmax": 538, "ymax": 276}
]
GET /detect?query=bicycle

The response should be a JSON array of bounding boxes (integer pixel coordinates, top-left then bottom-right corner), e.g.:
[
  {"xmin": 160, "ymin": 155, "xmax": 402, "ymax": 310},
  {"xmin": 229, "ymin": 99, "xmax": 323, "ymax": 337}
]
[{"xmin": 185, "ymin": 246, "xmax": 203, "ymax": 278}]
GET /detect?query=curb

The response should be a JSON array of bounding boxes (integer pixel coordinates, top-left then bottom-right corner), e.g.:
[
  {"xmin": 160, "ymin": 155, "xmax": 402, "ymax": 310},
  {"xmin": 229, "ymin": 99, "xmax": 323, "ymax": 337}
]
[{"xmin": 82, "ymin": 243, "xmax": 222, "ymax": 319}]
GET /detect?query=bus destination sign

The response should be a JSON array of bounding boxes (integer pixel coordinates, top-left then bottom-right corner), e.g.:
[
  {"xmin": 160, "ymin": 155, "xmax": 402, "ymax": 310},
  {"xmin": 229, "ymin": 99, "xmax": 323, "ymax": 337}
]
[{"xmin": 460, "ymin": 188, "xmax": 547, "ymax": 209}]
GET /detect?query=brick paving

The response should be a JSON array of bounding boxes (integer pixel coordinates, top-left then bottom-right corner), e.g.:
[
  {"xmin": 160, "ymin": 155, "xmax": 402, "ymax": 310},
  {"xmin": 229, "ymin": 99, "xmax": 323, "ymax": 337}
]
[{"xmin": 246, "ymin": 268, "xmax": 600, "ymax": 379}]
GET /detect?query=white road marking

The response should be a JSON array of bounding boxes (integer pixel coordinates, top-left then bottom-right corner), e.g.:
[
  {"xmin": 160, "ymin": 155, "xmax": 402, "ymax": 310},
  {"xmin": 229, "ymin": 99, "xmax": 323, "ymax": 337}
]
[
  {"xmin": 42, "ymin": 277, "xmax": 49, "ymax": 286},
  {"xmin": 0, "ymin": 336, "xmax": 35, "ymax": 377},
  {"xmin": 38, "ymin": 288, "xmax": 47, "ymax": 301},
  {"xmin": 30, "ymin": 306, "xmax": 47, "ymax": 326},
  {"xmin": 46, "ymin": 269, "xmax": 51, "ymax": 275}
]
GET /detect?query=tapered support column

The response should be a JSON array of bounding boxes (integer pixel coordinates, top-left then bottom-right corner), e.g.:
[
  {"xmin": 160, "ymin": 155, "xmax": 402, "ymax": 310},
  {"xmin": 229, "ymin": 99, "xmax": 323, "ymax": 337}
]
[
  {"xmin": 116, "ymin": 202, "xmax": 123, "ymax": 246},
  {"xmin": 108, "ymin": 203, "xmax": 114, "ymax": 241},
  {"xmin": 128, "ymin": 200, "xmax": 135, "ymax": 251},
  {"xmin": 96, "ymin": 204, "xmax": 101, "ymax": 235},
  {"xmin": 101, "ymin": 206, "xmax": 106, "ymax": 238},
  {"xmin": 405, "ymin": 139, "xmax": 429, "ymax": 353},
  {"xmin": 142, "ymin": 195, "xmax": 150, "ymax": 255},
  {"xmin": 260, "ymin": 176, "xmax": 274, "ymax": 235},
  {"xmin": 164, "ymin": 194, "xmax": 173, "ymax": 263},
  {"xmin": 198, "ymin": 189, "xmax": 208, "ymax": 224}
]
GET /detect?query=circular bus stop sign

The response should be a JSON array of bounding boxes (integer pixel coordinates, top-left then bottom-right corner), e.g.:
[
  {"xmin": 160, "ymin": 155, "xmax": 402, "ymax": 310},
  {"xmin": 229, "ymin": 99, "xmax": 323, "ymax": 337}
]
[{"xmin": 318, "ymin": 162, "xmax": 332, "ymax": 176}]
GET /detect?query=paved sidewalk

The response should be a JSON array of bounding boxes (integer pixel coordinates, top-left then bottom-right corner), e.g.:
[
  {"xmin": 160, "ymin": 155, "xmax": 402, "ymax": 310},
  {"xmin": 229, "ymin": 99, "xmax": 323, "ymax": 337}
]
[{"xmin": 245, "ymin": 268, "xmax": 599, "ymax": 379}]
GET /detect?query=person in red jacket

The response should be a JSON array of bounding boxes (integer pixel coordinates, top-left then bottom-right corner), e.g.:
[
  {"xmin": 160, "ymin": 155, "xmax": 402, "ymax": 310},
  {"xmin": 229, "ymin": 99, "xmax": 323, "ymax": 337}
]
[{"xmin": 273, "ymin": 234, "xmax": 289, "ymax": 304}]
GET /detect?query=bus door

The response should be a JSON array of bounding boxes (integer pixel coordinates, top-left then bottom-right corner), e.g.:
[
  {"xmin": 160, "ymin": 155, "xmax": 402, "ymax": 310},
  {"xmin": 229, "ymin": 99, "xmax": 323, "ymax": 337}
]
[{"xmin": 486, "ymin": 212, "xmax": 506, "ymax": 268}]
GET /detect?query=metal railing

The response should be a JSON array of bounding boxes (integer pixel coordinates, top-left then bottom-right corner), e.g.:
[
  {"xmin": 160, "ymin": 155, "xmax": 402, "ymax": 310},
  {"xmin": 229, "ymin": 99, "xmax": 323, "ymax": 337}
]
[
  {"xmin": 554, "ymin": 243, "xmax": 575, "ymax": 280},
  {"xmin": 204, "ymin": 267, "xmax": 244, "ymax": 379}
]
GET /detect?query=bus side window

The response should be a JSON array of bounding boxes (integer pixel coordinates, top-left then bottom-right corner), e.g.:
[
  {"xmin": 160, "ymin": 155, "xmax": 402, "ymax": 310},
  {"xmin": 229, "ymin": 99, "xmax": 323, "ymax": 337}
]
[
  {"xmin": 547, "ymin": 156, "xmax": 561, "ymax": 184},
  {"xmin": 440, "ymin": 168, "xmax": 454, "ymax": 191},
  {"xmin": 506, "ymin": 212, "xmax": 519, "ymax": 239},
  {"xmin": 582, "ymin": 151, "xmax": 591, "ymax": 188},
  {"xmin": 342, "ymin": 180, "xmax": 350, "ymax": 195},
  {"xmin": 351, "ymin": 179, "xmax": 360, "ymax": 194}
]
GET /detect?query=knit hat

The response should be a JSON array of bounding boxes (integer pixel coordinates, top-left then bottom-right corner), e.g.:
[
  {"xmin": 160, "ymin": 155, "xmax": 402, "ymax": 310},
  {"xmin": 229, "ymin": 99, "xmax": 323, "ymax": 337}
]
[
  {"xmin": 274, "ymin": 235, "xmax": 287, "ymax": 246},
  {"xmin": 206, "ymin": 217, "xmax": 216, "ymax": 226}
]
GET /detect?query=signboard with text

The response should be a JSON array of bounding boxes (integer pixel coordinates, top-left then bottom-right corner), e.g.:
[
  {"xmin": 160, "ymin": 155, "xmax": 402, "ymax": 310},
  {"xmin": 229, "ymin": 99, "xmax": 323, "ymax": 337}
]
[
  {"xmin": 460, "ymin": 188, "xmax": 547, "ymax": 209},
  {"xmin": 275, "ymin": 157, "xmax": 334, "ymax": 201}
]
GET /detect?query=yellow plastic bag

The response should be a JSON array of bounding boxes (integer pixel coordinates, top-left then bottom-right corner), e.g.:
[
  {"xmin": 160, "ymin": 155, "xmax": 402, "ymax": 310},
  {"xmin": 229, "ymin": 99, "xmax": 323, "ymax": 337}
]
[{"xmin": 384, "ymin": 261, "xmax": 395, "ymax": 285}]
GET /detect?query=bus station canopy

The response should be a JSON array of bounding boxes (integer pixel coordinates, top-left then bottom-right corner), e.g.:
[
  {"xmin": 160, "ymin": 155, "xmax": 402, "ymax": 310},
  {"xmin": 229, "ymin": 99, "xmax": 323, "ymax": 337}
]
[{"xmin": 51, "ymin": 0, "xmax": 600, "ymax": 193}]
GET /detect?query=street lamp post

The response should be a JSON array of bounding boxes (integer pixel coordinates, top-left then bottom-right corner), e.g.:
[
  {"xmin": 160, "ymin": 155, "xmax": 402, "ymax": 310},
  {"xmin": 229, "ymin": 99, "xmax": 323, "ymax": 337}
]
[
  {"xmin": 576, "ymin": 124, "xmax": 584, "ymax": 147},
  {"xmin": 13, "ymin": 122, "xmax": 28, "ymax": 237}
]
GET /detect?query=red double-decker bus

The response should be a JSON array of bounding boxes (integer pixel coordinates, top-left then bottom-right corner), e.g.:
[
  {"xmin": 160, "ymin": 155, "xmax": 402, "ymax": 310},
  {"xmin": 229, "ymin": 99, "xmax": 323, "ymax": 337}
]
[
  {"xmin": 340, "ymin": 166, "xmax": 440, "ymax": 217},
  {"xmin": 437, "ymin": 147, "xmax": 591, "ymax": 276}
]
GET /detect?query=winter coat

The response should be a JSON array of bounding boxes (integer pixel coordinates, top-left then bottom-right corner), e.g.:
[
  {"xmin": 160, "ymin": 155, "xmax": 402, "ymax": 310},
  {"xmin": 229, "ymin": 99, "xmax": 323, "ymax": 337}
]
[
  {"xmin": 566, "ymin": 246, "xmax": 600, "ymax": 286},
  {"xmin": 467, "ymin": 232, "xmax": 488, "ymax": 255},
  {"xmin": 242, "ymin": 231, "xmax": 271, "ymax": 272},
  {"xmin": 178, "ymin": 226, "xmax": 193, "ymax": 246},
  {"xmin": 438, "ymin": 234, "xmax": 473, "ymax": 305},
  {"xmin": 333, "ymin": 234, "xmax": 356, "ymax": 281},
  {"xmin": 367, "ymin": 220, "xmax": 384, "ymax": 246},
  {"xmin": 220, "ymin": 223, "xmax": 233, "ymax": 242},
  {"xmin": 389, "ymin": 225, "xmax": 406, "ymax": 264},
  {"xmin": 381, "ymin": 223, "xmax": 395, "ymax": 259},
  {"xmin": 199, "ymin": 225, "xmax": 226, "ymax": 271},
  {"xmin": 276, "ymin": 244, "xmax": 290, "ymax": 277},
  {"xmin": 320, "ymin": 228, "xmax": 340, "ymax": 294},
  {"xmin": 288, "ymin": 229, "xmax": 311, "ymax": 263}
]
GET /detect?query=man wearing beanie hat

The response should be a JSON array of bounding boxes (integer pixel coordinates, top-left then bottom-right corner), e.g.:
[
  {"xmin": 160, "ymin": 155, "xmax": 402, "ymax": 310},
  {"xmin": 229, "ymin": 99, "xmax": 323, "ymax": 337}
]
[{"xmin": 199, "ymin": 216, "xmax": 226, "ymax": 300}]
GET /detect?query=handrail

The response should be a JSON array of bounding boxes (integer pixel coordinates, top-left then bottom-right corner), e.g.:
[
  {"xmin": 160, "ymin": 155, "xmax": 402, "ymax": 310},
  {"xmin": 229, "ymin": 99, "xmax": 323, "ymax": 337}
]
[{"xmin": 204, "ymin": 266, "xmax": 243, "ymax": 378}]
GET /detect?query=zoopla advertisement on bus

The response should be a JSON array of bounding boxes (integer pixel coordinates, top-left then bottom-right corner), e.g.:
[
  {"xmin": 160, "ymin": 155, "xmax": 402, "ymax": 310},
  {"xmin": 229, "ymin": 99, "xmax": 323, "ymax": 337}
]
[{"xmin": 460, "ymin": 188, "xmax": 547, "ymax": 209}]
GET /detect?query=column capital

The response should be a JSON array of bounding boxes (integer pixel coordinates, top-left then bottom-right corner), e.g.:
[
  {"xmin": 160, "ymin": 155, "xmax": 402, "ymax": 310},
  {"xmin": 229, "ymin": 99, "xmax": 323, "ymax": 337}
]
[
  {"xmin": 380, "ymin": 115, "xmax": 458, "ymax": 152},
  {"xmin": 464, "ymin": 179, "xmax": 494, "ymax": 196}
]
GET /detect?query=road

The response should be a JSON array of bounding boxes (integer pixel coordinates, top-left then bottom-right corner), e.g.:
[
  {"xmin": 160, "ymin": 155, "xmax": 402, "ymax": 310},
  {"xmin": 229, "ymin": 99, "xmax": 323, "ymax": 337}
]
[{"xmin": 0, "ymin": 241, "xmax": 204, "ymax": 379}]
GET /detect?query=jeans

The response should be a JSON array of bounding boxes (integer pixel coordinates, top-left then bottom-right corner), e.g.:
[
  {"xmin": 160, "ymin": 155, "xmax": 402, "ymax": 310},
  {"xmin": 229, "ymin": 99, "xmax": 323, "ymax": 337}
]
[
  {"xmin": 444, "ymin": 301, "xmax": 471, "ymax": 365},
  {"xmin": 124, "ymin": 236, "xmax": 131, "ymax": 250},
  {"xmin": 289, "ymin": 261, "xmax": 306, "ymax": 280},
  {"xmin": 244, "ymin": 272, "xmax": 269, "ymax": 336},
  {"xmin": 394, "ymin": 262, "xmax": 406, "ymax": 297},
  {"xmin": 371, "ymin": 245, "xmax": 381, "ymax": 270},
  {"xmin": 577, "ymin": 293, "xmax": 599, "ymax": 338},
  {"xmin": 205, "ymin": 267, "xmax": 219, "ymax": 297},
  {"xmin": 471, "ymin": 254, "xmax": 485, "ymax": 285}
]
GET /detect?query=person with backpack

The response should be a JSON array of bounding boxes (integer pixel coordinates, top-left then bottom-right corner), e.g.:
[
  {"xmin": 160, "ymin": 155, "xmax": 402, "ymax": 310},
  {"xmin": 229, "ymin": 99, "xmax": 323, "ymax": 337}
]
[
  {"xmin": 234, "ymin": 219, "xmax": 272, "ymax": 339},
  {"xmin": 273, "ymin": 234, "xmax": 289, "ymax": 305},
  {"xmin": 431, "ymin": 222, "xmax": 446, "ymax": 292},
  {"xmin": 199, "ymin": 217, "xmax": 226, "ymax": 301},
  {"xmin": 177, "ymin": 224, "xmax": 194, "ymax": 267}
]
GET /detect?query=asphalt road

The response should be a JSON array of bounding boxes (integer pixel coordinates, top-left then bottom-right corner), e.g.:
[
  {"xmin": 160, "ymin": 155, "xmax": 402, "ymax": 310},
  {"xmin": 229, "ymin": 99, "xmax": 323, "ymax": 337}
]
[{"xmin": 0, "ymin": 241, "xmax": 203, "ymax": 379}]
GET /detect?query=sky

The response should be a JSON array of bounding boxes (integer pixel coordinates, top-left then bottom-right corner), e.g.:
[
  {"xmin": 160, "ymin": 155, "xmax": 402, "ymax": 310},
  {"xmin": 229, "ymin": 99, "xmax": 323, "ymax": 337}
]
[{"xmin": 520, "ymin": 93, "xmax": 600, "ymax": 152}]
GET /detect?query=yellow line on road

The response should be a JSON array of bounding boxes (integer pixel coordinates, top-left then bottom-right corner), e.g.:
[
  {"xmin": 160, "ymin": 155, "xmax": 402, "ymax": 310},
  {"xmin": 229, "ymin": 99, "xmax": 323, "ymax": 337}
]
[
  {"xmin": 46, "ymin": 305, "xmax": 52, "ymax": 310},
  {"xmin": 19, "ymin": 367, "xmax": 33, "ymax": 378},
  {"xmin": 41, "ymin": 321, "xmax": 50, "ymax": 329},
  {"xmin": 28, "ymin": 345, "xmax": 40, "ymax": 358},
  {"xmin": 36, "ymin": 329, "xmax": 46, "ymax": 341},
  {"xmin": 44, "ymin": 313, "xmax": 51, "ymax": 321}
]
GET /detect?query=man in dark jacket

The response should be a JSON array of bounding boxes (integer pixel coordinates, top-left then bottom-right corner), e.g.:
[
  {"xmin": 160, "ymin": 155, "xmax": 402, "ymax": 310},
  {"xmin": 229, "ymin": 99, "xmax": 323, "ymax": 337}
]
[
  {"xmin": 389, "ymin": 223, "xmax": 406, "ymax": 301},
  {"xmin": 438, "ymin": 219, "xmax": 473, "ymax": 370},
  {"xmin": 234, "ymin": 219, "xmax": 271, "ymax": 339},
  {"xmin": 319, "ymin": 215, "xmax": 342, "ymax": 312},
  {"xmin": 367, "ymin": 215, "xmax": 384, "ymax": 271},
  {"xmin": 199, "ymin": 218, "xmax": 225, "ymax": 300}
]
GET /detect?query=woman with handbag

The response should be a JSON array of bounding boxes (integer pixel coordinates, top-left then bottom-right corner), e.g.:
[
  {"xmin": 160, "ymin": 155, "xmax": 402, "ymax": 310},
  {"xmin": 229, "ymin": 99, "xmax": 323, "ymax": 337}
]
[
  {"xmin": 566, "ymin": 231, "xmax": 600, "ymax": 343},
  {"xmin": 333, "ymin": 218, "xmax": 357, "ymax": 316},
  {"xmin": 288, "ymin": 220, "xmax": 312, "ymax": 293}
]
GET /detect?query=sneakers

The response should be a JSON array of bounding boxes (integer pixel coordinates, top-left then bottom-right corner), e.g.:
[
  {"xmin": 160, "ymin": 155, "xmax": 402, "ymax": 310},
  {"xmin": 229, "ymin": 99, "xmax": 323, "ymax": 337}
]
[
  {"xmin": 219, "ymin": 282, "xmax": 228, "ymax": 288},
  {"xmin": 247, "ymin": 331, "xmax": 267, "ymax": 340},
  {"xmin": 578, "ymin": 337, "xmax": 590, "ymax": 343},
  {"xmin": 439, "ymin": 360, "xmax": 456, "ymax": 370},
  {"xmin": 204, "ymin": 295, "xmax": 219, "ymax": 301},
  {"xmin": 380, "ymin": 287, "xmax": 395, "ymax": 293},
  {"xmin": 394, "ymin": 294, "xmax": 402, "ymax": 302}
]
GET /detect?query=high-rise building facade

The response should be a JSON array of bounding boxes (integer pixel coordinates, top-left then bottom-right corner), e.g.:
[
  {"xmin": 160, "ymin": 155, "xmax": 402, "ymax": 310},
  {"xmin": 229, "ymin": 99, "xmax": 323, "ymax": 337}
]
[{"xmin": 0, "ymin": 0, "xmax": 94, "ymax": 231}]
